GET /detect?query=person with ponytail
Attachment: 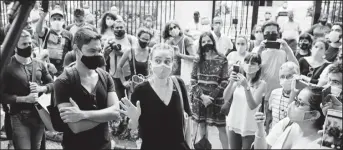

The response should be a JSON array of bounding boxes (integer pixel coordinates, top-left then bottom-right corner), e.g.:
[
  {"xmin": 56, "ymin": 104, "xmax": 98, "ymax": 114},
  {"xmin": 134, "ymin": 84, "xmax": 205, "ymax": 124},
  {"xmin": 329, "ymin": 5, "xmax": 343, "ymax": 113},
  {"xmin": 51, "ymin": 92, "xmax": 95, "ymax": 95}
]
[{"xmin": 119, "ymin": 43, "xmax": 192, "ymax": 150}]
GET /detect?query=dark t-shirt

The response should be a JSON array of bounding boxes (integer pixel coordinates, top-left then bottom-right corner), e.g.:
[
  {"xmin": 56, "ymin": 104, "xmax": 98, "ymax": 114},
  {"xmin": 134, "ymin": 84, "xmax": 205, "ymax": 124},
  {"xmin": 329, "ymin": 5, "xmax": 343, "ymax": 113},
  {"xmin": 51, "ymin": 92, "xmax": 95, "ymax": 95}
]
[
  {"xmin": 131, "ymin": 77, "xmax": 191, "ymax": 150},
  {"xmin": 325, "ymin": 45, "xmax": 339, "ymax": 63},
  {"xmin": 54, "ymin": 68, "xmax": 115, "ymax": 150},
  {"xmin": 299, "ymin": 57, "xmax": 330, "ymax": 84}
]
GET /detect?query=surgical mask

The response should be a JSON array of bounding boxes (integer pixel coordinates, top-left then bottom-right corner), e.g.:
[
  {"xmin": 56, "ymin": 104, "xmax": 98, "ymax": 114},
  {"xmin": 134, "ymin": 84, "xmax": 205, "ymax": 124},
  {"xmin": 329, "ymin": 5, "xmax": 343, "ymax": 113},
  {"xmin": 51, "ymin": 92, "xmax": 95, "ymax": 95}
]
[
  {"xmin": 138, "ymin": 40, "xmax": 149, "ymax": 48},
  {"xmin": 299, "ymin": 43, "xmax": 311, "ymax": 50},
  {"xmin": 236, "ymin": 45, "xmax": 247, "ymax": 54},
  {"xmin": 264, "ymin": 32, "xmax": 278, "ymax": 41},
  {"xmin": 17, "ymin": 45, "xmax": 33, "ymax": 58},
  {"xmin": 151, "ymin": 63, "xmax": 172, "ymax": 79},
  {"xmin": 287, "ymin": 102, "xmax": 317, "ymax": 122},
  {"xmin": 203, "ymin": 44, "xmax": 214, "ymax": 53},
  {"xmin": 311, "ymin": 46, "xmax": 324, "ymax": 58},
  {"xmin": 114, "ymin": 30, "xmax": 125, "ymax": 37},
  {"xmin": 243, "ymin": 64, "xmax": 259, "ymax": 74},
  {"xmin": 331, "ymin": 86, "xmax": 342, "ymax": 97},
  {"xmin": 170, "ymin": 28, "xmax": 180, "ymax": 37},
  {"xmin": 81, "ymin": 54, "xmax": 105, "ymax": 70},
  {"xmin": 280, "ymin": 78, "xmax": 292, "ymax": 91},
  {"xmin": 328, "ymin": 31, "xmax": 341, "ymax": 43},
  {"xmin": 50, "ymin": 21, "xmax": 64, "ymax": 31},
  {"xmin": 320, "ymin": 20, "xmax": 327, "ymax": 25},
  {"xmin": 106, "ymin": 20, "xmax": 114, "ymax": 27},
  {"xmin": 255, "ymin": 33, "xmax": 264, "ymax": 40}
]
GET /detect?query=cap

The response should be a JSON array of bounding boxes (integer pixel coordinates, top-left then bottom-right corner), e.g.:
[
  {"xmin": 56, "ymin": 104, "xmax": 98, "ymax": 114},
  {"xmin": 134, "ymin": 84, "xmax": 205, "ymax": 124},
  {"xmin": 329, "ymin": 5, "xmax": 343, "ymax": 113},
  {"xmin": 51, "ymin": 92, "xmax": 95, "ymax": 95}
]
[{"xmin": 50, "ymin": 9, "xmax": 64, "ymax": 18}]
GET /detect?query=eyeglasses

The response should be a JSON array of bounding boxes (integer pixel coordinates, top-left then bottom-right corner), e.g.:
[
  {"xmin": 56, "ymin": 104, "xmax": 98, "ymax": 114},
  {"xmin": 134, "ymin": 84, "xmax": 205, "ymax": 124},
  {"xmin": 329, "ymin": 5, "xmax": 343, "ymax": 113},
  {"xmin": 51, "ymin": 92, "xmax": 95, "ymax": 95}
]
[
  {"xmin": 169, "ymin": 26, "xmax": 178, "ymax": 31},
  {"xmin": 294, "ymin": 98, "xmax": 311, "ymax": 108}
]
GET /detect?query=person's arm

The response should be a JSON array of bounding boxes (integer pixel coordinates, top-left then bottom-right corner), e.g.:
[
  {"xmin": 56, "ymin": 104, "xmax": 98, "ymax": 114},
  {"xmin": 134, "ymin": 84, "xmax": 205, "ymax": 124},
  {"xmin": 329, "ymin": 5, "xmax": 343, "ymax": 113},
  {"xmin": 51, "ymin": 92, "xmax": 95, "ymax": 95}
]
[
  {"xmin": 212, "ymin": 59, "xmax": 229, "ymax": 98},
  {"xmin": 190, "ymin": 62, "xmax": 203, "ymax": 99},
  {"xmin": 40, "ymin": 61, "xmax": 54, "ymax": 93},
  {"xmin": 223, "ymin": 81, "xmax": 237, "ymax": 102},
  {"xmin": 127, "ymin": 87, "xmax": 140, "ymax": 130},
  {"xmin": 117, "ymin": 50, "xmax": 130, "ymax": 83},
  {"xmin": 280, "ymin": 39, "xmax": 299, "ymax": 66},
  {"xmin": 36, "ymin": 12, "xmax": 48, "ymax": 38},
  {"xmin": 0, "ymin": 69, "xmax": 28, "ymax": 104},
  {"xmin": 244, "ymin": 80, "xmax": 266, "ymax": 110},
  {"xmin": 306, "ymin": 24, "xmax": 317, "ymax": 35},
  {"xmin": 317, "ymin": 64, "xmax": 332, "ymax": 86},
  {"xmin": 179, "ymin": 37, "xmax": 197, "ymax": 61}
]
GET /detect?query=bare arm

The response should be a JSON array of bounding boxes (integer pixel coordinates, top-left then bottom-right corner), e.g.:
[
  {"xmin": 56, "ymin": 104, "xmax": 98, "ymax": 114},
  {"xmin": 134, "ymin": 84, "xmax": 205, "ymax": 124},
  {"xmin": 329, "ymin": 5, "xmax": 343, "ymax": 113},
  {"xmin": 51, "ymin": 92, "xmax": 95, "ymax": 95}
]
[
  {"xmin": 57, "ymin": 103, "xmax": 100, "ymax": 134},
  {"xmin": 117, "ymin": 50, "xmax": 130, "ymax": 83},
  {"xmin": 36, "ymin": 12, "xmax": 48, "ymax": 38},
  {"xmin": 244, "ymin": 81, "xmax": 266, "ymax": 110},
  {"xmin": 223, "ymin": 81, "xmax": 237, "ymax": 102}
]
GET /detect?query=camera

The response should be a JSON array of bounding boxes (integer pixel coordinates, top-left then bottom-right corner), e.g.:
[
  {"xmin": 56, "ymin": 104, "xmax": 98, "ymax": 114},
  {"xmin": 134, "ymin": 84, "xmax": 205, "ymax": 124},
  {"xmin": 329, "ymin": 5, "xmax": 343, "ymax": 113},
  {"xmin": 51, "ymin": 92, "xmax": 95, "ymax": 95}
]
[{"xmin": 108, "ymin": 40, "xmax": 121, "ymax": 51}]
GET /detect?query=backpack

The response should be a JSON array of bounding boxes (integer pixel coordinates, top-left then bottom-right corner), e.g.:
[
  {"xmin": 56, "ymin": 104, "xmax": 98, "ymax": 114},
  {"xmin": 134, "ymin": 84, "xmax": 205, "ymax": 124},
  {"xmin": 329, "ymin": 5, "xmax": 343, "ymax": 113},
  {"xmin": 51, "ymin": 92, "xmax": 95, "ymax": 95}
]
[{"xmin": 47, "ymin": 67, "xmax": 109, "ymax": 132}]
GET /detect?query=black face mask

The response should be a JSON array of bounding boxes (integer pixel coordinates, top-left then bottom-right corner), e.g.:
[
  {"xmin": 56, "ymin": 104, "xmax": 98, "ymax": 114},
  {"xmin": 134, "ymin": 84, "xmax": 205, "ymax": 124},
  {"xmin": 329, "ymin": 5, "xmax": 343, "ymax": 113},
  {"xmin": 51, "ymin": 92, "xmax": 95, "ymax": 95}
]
[
  {"xmin": 81, "ymin": 55, "xmax": 105, "ymax": 70},
  {"xmin": 138, "ymin": 40, "xmax": 149, "ymax": 48},
  {"xmin": 299, "ymin": 43, "xmax": 311, "ymax": 50},
  {"xmin": 264, "ymin": 32, "xmax": 278, "ymax": 41},
  {"xmin": 203, "ymin": 44, "xmax": 214, "ymax": 53},
  {"xmin": 114, "ymin": 30, "xmax": 125, "ymax": 37},
  {"xmin": 17, "ymin": 46, "xmax": 32, "ymax": 58},
  {"xmin": 320, "ymin": 21, "xmax": 327, "ymax": 25}
]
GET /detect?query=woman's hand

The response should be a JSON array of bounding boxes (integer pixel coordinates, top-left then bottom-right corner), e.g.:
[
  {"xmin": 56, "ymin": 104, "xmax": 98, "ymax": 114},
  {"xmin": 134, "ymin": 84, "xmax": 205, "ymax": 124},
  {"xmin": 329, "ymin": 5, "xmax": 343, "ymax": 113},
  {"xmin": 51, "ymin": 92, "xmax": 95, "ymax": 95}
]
[
  {"xmin": 255, "ymin": 112, "xmax": 266, "ymax": 130},
  {"xmin": 229, "ymin": 71, "xmax": 240, "ymax": 82},
  {"xmin": 123, "ymin": 81, "xmax": 132, "ymax": 88},
  {"xmin": 300, "ymin": 75, "xmax": 311, "ymax": 83},
  {"xmin": 119, "ymin": 97, "xmax": 141, "ymax": 122},
  {"xmin": 237, "ymin": 73, "xmax": 248, "ymax": 89},
  {"xmin": 200, "ymin": 94, "xmax": 213, "ymax": 107}
]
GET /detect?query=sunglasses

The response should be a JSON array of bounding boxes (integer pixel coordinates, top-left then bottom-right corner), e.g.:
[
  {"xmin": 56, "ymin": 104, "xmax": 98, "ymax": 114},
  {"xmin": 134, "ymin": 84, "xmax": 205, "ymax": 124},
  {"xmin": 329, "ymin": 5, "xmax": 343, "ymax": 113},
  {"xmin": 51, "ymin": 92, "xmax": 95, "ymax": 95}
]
[{"xmin": 169, "ymin": 26, "xmax": 178, "ymax": 31}]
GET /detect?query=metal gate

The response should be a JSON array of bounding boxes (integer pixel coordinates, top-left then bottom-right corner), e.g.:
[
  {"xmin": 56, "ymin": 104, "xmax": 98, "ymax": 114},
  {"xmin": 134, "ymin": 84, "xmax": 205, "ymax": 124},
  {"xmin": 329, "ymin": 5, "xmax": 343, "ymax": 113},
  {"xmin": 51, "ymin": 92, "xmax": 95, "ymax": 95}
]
[
  {"xmin": 321, "ymin": 0, "xmax": 342, "ymax": 23},
  {"xmin": 1, "ymin": 1, "xmax": 175, "ymax": 42},
  {"xmin": 212, "ymin": 0, "xmax": 259, "ymax": 41}
]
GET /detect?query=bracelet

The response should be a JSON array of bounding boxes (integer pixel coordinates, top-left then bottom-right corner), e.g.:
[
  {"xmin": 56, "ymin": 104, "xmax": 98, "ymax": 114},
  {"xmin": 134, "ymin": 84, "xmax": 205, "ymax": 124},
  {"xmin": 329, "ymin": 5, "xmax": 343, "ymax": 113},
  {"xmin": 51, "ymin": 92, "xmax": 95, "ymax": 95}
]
[{"xmin": 255, "ymin": 131, "xmax": 266, "ymax": 139}]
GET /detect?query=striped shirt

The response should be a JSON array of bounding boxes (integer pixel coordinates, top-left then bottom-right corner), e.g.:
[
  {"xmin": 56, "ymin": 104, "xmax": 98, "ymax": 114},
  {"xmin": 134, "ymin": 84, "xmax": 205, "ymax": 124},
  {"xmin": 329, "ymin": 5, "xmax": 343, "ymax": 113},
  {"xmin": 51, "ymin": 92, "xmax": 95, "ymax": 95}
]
[{"xmin": 269, "ymin": 88, "xmax": 290, "ymax": 128}]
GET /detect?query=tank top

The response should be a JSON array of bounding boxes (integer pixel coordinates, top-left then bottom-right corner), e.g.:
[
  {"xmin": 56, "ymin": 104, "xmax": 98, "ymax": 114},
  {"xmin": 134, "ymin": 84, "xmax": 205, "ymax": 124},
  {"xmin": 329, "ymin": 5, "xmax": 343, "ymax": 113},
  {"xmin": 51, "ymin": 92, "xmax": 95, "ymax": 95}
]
[{"xmin": 129, "ymin": 49, "xmax": 149, "ymax": 76}]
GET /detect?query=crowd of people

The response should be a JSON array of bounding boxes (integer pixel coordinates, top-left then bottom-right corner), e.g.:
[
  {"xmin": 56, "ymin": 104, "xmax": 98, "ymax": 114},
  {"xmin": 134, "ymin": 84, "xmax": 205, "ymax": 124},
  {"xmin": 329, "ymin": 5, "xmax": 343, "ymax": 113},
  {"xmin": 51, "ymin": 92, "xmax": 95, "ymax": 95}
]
[{"xmin": 0, "ymin": 1, "xmax": 342, "ymax": 150}]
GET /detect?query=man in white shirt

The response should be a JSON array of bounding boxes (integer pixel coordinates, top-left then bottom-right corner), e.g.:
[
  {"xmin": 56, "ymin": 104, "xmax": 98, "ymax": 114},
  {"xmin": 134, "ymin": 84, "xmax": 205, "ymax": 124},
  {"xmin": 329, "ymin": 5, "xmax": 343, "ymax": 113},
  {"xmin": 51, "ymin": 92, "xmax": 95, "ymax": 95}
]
[
  {"xmin": 275, "ymin": 1, "xmax": 292, "ymax": 28},
  {"xmin": 280, "ymin": 10, "xmax": 301, "ymax": 53},
  {"xmin": 185, "ymin": 11, "xmax": 202, "ymax": 41},
  {"xmin": 211, "ymin": 16, "xmax": 233, "ymax": 56},
  {"xmin": 104, "ymin": 18, "xmax": 138, "ymax": 99}
]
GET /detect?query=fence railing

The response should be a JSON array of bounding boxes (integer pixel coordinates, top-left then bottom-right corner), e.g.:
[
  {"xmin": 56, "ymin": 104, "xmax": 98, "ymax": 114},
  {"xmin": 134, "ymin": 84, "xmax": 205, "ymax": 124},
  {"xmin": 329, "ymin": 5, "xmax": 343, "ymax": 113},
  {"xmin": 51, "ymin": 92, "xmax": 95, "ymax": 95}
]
[{"xmin": 321, "ymin": 0, "xmax": 342, "ymax": 23}]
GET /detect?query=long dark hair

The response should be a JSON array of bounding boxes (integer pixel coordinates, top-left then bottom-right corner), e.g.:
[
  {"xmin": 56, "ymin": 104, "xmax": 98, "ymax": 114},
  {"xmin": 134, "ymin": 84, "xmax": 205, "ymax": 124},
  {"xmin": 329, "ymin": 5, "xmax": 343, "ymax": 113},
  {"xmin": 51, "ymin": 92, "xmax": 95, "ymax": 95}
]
[
  {"xmin": 242, "ymin": 53, "xmax": 262, "ymax": 84},
  {"xmin": 302, "ymin": 86, "xmax": 325, "ymax": 130},
  {"xmin": 299, "ymin": 33, "xmax": 313, "ymax": 55},
  {"xmin": 99, "ymin": 11, "xmax": 117, "ymax": 34},
  {"xmin": 197, "ymin": 32, "xmax": 221, "ymax": 69},
  {"xmin": 162, "ymin": 20, "xmax": 183, "ymax": 41}
]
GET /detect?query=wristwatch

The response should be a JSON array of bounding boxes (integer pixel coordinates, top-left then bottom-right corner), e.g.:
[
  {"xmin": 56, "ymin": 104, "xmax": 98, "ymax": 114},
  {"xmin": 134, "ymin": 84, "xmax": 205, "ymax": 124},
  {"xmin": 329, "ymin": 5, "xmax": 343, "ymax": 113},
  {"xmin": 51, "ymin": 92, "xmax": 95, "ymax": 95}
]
[{"xmin": 245, "ymin": 86, "xmax": 251, "ymax": 91}]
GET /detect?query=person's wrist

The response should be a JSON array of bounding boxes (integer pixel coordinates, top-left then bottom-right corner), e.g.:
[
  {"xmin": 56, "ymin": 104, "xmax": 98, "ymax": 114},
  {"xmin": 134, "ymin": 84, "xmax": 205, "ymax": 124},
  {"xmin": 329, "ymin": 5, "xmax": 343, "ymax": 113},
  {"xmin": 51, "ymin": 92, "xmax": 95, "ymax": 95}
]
[
  {"xmin": 16, "ymin": 96, "xmax": 25, "ymax": 103},
  {"xmin": 81, "ymin": 111, "xmax": 88, "ymax": 120}
]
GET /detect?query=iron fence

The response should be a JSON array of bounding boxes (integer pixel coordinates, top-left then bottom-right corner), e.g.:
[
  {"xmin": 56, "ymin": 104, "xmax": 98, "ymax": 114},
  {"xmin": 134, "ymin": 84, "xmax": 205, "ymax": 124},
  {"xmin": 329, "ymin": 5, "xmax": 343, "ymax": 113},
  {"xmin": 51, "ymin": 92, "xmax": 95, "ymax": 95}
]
[{"xmin": 321, "ymin": 0, "xmax": 342, "ymax": 23}]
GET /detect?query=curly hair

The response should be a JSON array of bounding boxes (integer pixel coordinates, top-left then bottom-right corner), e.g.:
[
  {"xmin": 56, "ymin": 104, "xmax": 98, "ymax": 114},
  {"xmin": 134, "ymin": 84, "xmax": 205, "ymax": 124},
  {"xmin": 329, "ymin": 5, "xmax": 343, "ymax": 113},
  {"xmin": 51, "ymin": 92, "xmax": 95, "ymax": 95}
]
[
  {"xmin": 162, "ymin": 20, "xmax": 183, "ymax": 40},
  {"xmin": 99, "ymin": 11, "xmax": 117, "ymax": 34},
  {"xmin": 136, "ymin": 27, "xmax": 153, "ymax": 39},
  {"xmin": 302, "ymin": 86, "xmax": 326, "ymax": 130}
]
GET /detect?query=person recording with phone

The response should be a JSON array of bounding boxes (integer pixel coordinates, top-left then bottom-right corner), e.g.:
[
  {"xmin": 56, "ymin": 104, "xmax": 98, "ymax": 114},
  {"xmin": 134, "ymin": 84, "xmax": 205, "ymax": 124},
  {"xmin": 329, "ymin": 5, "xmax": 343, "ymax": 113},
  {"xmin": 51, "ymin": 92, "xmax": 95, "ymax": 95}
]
[
  {"xmin": 254, "ymin": 86, "xmax": 325, "ymax": 149},
  {"xmin": 318, "ymin": 46, "xmax": 342, "ymax": 87},
  {"xmin": 224, "ymin": 53, "xmax": 266, "ymax": 149}
]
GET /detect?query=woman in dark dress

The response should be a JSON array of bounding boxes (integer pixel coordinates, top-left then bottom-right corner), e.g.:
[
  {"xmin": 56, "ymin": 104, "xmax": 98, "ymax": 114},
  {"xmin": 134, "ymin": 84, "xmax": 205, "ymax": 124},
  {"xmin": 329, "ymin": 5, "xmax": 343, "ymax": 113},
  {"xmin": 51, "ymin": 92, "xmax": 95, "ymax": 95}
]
[
  {"xmin": 299, "ymin": 38, "xmax": 331, "ymax": 84},
  {"xmin": 119, "ymin": 43, "xmax": 192, "ymax": 150}
]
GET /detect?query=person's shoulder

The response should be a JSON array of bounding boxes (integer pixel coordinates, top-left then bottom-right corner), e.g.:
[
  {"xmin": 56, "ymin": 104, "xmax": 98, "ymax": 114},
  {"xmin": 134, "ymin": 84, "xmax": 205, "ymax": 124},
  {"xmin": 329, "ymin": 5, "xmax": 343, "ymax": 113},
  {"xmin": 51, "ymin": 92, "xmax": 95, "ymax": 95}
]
[
  {"xmin": 62, "ymin": 30, "xmax": 73, "ymax": 38},
  {"xmin": 55, "ymin": 70, "xmax": 70, "ymax": 84},
  {"xmin": 65, "ymin": 24, "xmax": 74, "ymax": 31},
  {"xmin": 134, "ymin": 80, "xmax": 150, "ymax": 92}
]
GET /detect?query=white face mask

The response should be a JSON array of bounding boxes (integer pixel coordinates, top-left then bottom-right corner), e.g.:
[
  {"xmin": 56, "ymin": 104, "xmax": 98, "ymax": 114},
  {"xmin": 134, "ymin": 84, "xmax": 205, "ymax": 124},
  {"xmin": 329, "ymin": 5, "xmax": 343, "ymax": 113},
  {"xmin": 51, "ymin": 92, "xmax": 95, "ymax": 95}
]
[
  {"xmin": 331, "ymin": 85, "xmax": 342, "ymax": 97},
  {"xmin": 106, "ymin": 20, "xmax": 114, "ymax": 27},
  {"xmin": 151, "ymin": 63, "xmax": 172, "ymax": 79},
  {"xmin": 51, "ymin": 21, "xmax": 64, "ymax": 31},
  {"xmin": 237, "ymin": 45, "xmax": 247, "ymax": 54},
  {"xmin": 328, "ymin": 31, "xmax": 341, "ymax": 43},
  {"xmin": 280, "ymin": 78, "xmax": 292, "ymax": 91},
  {"xmin": 243, "ymin": 64, "xmax": 259, "ymax": 74},
  {"xmin": 255, "ymin": 33, "xmax": 264, "ymax": 40},
  {"xmin": 170, "ymin": 28, "xmax": 180, "ymax": 37},
  {"xmin": 287, "ymin": 102, "xmax": 318, "ymax": 122}
]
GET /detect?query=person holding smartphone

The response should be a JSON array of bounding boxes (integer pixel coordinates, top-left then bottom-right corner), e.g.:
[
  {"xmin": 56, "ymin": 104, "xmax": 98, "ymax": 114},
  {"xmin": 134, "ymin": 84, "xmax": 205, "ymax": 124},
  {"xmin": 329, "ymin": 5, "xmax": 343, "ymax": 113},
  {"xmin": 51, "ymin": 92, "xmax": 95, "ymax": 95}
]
[
  {"xmin": 254, "ymin": 86, "xmax": 325, "ymax": 149},
  {"xmin": 224, "ymin": 53, "xmax": 266, "ymax": 149}
]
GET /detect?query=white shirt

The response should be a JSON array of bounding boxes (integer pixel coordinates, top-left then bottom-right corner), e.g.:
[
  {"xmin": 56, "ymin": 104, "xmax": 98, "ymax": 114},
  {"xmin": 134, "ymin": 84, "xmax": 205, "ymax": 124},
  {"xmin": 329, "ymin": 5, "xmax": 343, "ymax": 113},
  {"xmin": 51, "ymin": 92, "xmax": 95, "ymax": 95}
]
[
  {"xmin": 109, "ymin": 34, "xmax": 138, "ymax": 78},
  {"xmin": 268, "ymin": 88, "xmax": 290, "ymax": 128},
  {"xmin": 281, "ymin": 21, "xmax": 301, "ymax": 40},
  {"xmin": 212, "ymin": 31, "xmax": 233, "ymax": 56}
]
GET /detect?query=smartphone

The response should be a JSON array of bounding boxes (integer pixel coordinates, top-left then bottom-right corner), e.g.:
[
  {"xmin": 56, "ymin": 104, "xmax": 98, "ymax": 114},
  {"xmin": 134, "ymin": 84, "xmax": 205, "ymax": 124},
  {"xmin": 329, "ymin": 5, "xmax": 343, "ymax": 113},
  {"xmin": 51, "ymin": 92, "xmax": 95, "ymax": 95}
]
[
  {"xmin": 233, "ymin": 64, "xmax": 240, "ymax": 73},
  {"xmin": 295, "ymin": 79, "xmax": 308, "ymax": 91},
  {"xmin": 265, "ymin": 41, "xmax": 281, "ymax": 49},
  {"xmin": 259, "ymin": 96, "xmax": 265, "ymax": 113},
  {"xmin": 321, "ymin": 109, "xmax": 342, "ymax": 149},
  {"xmin": 322, "ymin": 86, "xmax": 332, "ymax": 105}
]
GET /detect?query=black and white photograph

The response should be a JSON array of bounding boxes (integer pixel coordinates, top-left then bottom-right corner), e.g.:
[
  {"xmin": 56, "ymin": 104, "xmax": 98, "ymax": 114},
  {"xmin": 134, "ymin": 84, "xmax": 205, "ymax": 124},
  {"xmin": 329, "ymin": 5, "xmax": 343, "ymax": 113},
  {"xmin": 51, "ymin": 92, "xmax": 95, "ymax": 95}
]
[{"xmin": 0, "ymin": 0, "xmax": 342, "ymax": 149}]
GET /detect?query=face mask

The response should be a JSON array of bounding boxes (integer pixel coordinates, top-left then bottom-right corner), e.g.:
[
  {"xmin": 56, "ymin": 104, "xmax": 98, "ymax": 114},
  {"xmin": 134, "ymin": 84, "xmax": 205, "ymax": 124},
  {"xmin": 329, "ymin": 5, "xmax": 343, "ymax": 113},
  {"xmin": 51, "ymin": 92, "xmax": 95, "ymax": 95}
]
[
  {"xmin": 51, "ymin": 21, "xmax": 64, "ymax": 31},
  {"xmin": 280, "ymin": 78, "xmax": 292, "ymax": 91},
  {"xmin": 299, "ymin": 43, "xmax": 311, "ymax": 50},
  {"xmin": 331, "ymin": 86, "xmax": 342, "ymax": 97},
  {"xmin": 170, "ymin": 28, "xmax": 180, "ymax": 37},
  {"xmin": 287, "ymin": 102, "xmax": 316, "ymax": 122},
  {"xmin": 203, "ymin": 44, "xmax": 214, "ymax": 53},
  {"xmin": 264, "ymin": 32, "xmax": 278, "ymax": 41},
  {"xmin": 255, "ymin": 33, "xmax": 264, "ymax": 40},
  {"xmin": 328, "ymin": 31, "xmax": 341, "ymax": 43},
  {"xmin": 236, "ymin": 45, "xmax": 247, "ymax": 54},
  {"xmin": 152, "ymin": 63, "xmax": 172, "ymax": 79},
  {"xmin": 311, "ymin": 46, "xmax": 323, "ymax": 58},
  {"xmin": 243, "ymin": 64, "xmax": 259, "ymax": 74},
  {"xmin": 17, "ymin": 46, "xmax": 32, "ymax": 58},
  {"xmin": 138, "ymin": 40, "xmax": 149, "ymax": 48},
  {"xmin": 320, "ymin": 20, "xmax": 327, "ymax": 25},
  {"xmin": 106, "ymin": 20, "xmax": 114, "ymax": 27},
  {"xmin": 75, "ymin": 21, "xmax": 84, "ymax": 27},
  {"xmin": 114, "ymin": 30, "xmax": 125, "ymax": 37},
  {"xmin": 81, "ymin": 55, "xmax": 105, "ymax": 70}
]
